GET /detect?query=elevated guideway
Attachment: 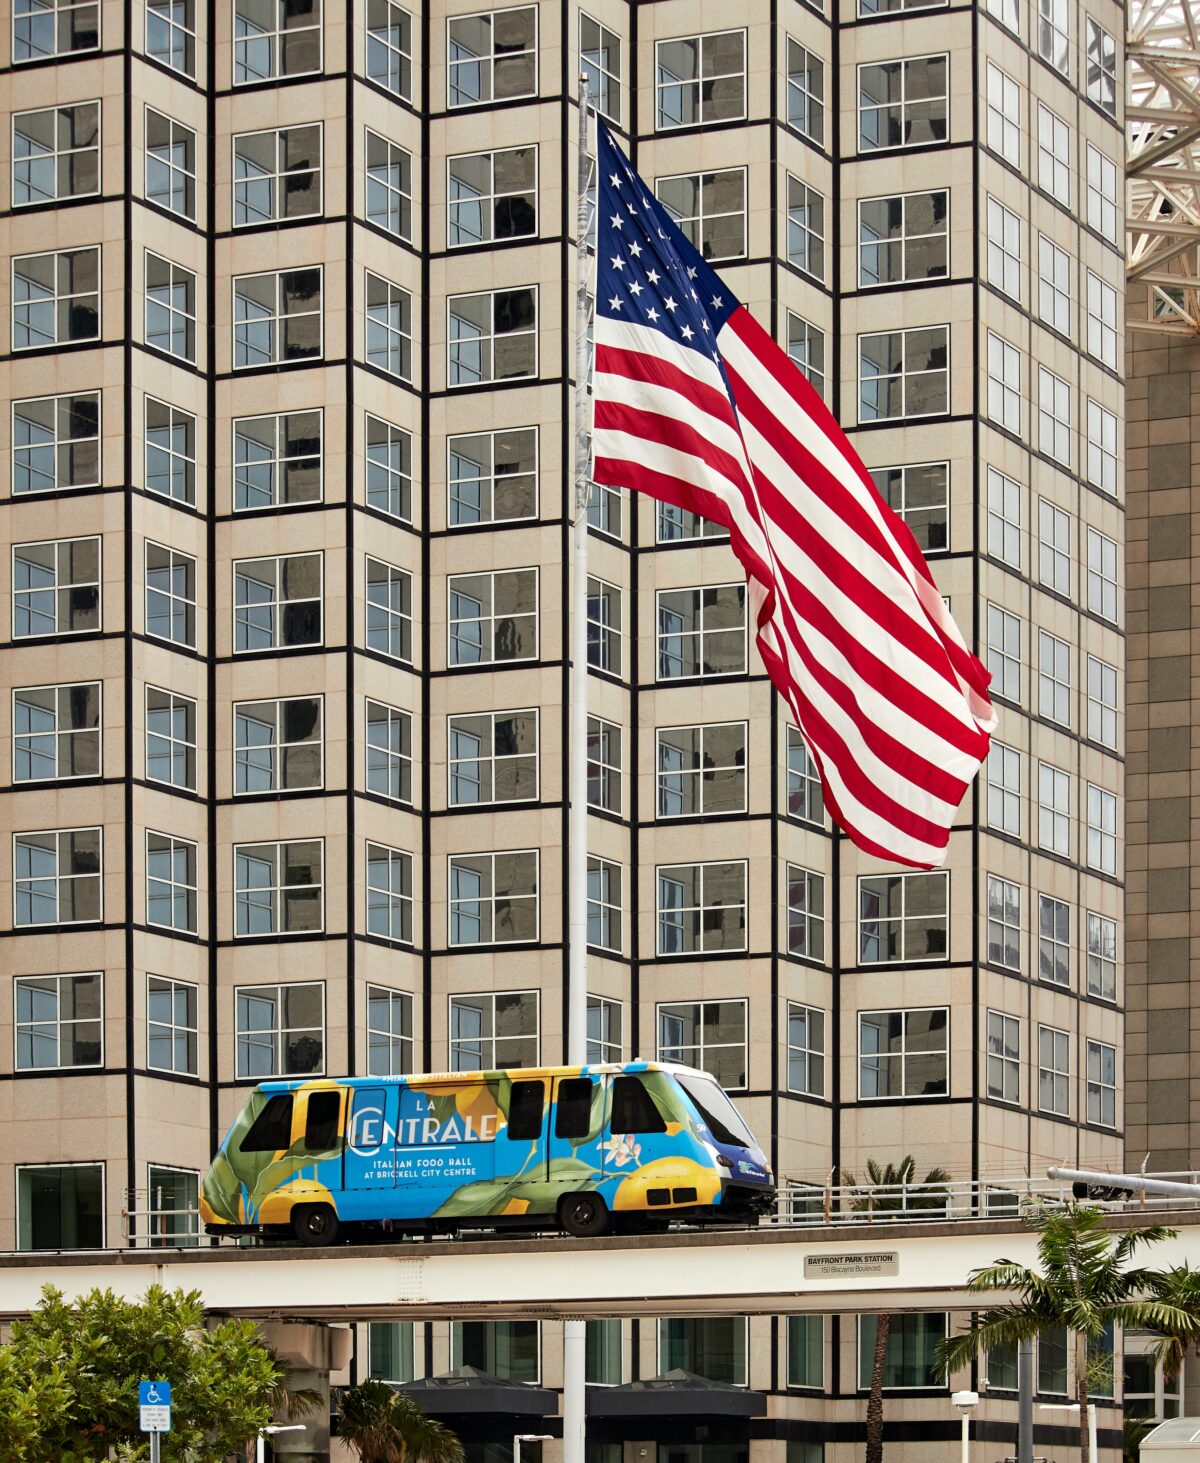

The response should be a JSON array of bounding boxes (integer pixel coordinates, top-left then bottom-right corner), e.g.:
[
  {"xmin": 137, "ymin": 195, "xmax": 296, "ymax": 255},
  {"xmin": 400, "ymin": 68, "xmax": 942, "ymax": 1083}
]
[{"xmin": 4, "ymin": 1208, "xmax": 1200, "ymax": 1323}]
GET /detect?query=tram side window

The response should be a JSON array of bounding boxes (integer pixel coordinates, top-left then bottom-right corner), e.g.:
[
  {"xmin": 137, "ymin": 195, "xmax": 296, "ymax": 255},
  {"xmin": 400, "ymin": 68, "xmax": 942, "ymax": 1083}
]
[
  {"xmin": 507, "ymin": 1079, "xmax": 545, "ymax": 1140},
  {"xmin": 611, "ymin": 1075, "xmax": 668, "ymax": 1135},
  {"xmin": 304, "ymin": 1090, "xmax": 342, "ymax": 1151},
  {"xmin": 240, "ymin": 1093, "xmax": 294, "ymax": 1151},
  {"xmin": 555, "ymin": 1077, "xmax": 594, "ymax": 1138}
]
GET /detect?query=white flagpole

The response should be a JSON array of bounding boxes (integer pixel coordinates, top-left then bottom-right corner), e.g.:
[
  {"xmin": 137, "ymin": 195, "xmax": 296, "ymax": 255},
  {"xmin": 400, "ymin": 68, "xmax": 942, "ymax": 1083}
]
[{"xmin": 562, "ymin": 67, "xmax": 594, "ymax": 1463}]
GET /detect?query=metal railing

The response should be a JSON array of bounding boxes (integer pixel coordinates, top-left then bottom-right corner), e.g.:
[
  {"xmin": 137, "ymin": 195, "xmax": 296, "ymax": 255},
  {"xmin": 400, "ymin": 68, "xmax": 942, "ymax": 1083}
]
[{"xmin": 121, "ymin": 1188, "xmax": 204, "ymax": 1248}]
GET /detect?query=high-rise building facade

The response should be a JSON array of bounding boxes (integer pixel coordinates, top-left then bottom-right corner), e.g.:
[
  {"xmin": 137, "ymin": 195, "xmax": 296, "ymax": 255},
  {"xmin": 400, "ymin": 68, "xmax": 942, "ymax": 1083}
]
[{"xmin": 0, "ymin": 0, "xmax": 1128, "ymax": 1455}]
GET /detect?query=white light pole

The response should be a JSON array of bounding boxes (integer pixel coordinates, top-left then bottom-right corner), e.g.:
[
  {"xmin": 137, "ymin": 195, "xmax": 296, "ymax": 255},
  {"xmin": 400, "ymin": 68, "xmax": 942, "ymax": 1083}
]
[
  {"xmin": 1037, "ymin": 1401, "xmax": 1098, "ymax": 1463},
  {"xmin": 951, "ymin": 1390, "xmax": 979, "ymax": 1463},
  {"xmin": 514, "ymin": 1432, "xmax": 555, "ymax": 1463},
  {"xmin": 256, "ymin": 1422, "xmax": 306, "ymax": 1463}
]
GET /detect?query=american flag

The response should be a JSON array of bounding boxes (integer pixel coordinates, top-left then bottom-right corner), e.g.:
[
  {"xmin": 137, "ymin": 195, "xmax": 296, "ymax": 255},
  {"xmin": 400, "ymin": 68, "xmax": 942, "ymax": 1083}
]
[{"xmin": 590, "ymin": 122, "xmax": 996, "ymax": 869}]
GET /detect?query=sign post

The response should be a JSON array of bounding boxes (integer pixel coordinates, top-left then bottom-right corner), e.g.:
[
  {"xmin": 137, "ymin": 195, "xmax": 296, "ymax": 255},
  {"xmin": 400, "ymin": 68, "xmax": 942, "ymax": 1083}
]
[{"xmin": 139, "ymin": 1379, "xmax": 172, "ymax": 1463}]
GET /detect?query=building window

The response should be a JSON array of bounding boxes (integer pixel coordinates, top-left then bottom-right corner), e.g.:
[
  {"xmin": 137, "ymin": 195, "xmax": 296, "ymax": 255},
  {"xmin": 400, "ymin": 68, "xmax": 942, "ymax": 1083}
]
[
  {"xmin": 1038, "ymin": 500, "xmax": 1071, "ymax": 597},
  {"xmin": 587, "ymin": 996, "xmax": 622, "ymax": 1064},
  {"xmin": 448, "ymin": 427, "xmax": 536, "ymax": 526},
  {"xmin": 148, "ymin": 975, "xmax": 197, "ymax": 1075},
  {"xmin": 858, "ymin": 55, "xmax": 948, "ymax": 151},
  {"xmin": 364, "ymin": 131, "xmax": 412, "ymax": 241},
  {"xmin": 656, "ymin": 30, "xmax": 746, "ymax": 130},
  {"xmin": 14, "ymin": 827, "xmax": 102, "ymax": 926},
  {"xmin": 987, "ymin": 0, "xmax": 1020, "ymax": 31},
  {"xmin": 1038, "ymin": 1328, "xmax": 1070, "ymax": 1395},
  {"xmin": 787, "ymin": 1003, "xmax": 825, "ymax": 1097},
  {"xmin": 986, "ymin": 64, "xmax": 1020, "ymax": 164},
  {"xmin": 448, "ymin": 7, "xmax": 537, "ymax": 108},
  {"xmin": 17, "ymin": 1165, "xmax": 103, "ymax": 1251},
  {"xmin": 235, "ymin": 982, "xmax": 324, "ymax": 1077},
  {"xmin": 987, "ymin": 875, "xmax": 1021, "ymax": 970},
  {"xmin": 1086, "ymin": 399, "xmax": 1118, "ymax": 495},
  {"xmin": 146, "ymin": 687, "xmax": 196, "ymax": 790},
  {"xmin": 657, "ymin": 722, "xmax": 746, "ymax": 818},
  {"xmin": 233, "ymin": 268, "xmax": 321, "ymax": 368},
  {"xmin": 448, "ymin": 288, "xmax": 537, "ymax": 385},
  {"xmin": 859, "ymin": 1010, "xmax": 948, "ymax": 1097},
  {"xmin": 15, "ymin": 972, "xmax": 101, "ymax": 1070},
  {"xmin": 660, "ymin": 1318, "xmax": 747, "ymax": 1387},
  {"xmin": 447, "ymin": 147, "xmax": 536, "ymax": 247},
  {"xmin": 1086, "ymin": 784, "xmax": 1118, "ymax": 875},
  {"xmin": 367, "ymin": 985, "xmax": 413, "ymax": 1074},
  {"xmin": 145, "ymin": 398, "xmax": 196, "ymax": 505},
  {"xmin": 657, "ymin": 1000, "xmax": 747, "ymax": 1089},
  {"xmin": 145, "ymin": 109, "xmax": 195, "ymax": 218},
  {"xmin": 658, "ymin": 170, "xmax": 746, "ymax": 262},
  {"xmin": 364, "ymin": 700, "xmax": 411, "ymax": 803},
  {"xmin": 450, "ymin": 991, "xmax": 539, "ymax": 1069},
  {"xmin": 1087, "ymin": 655, "xmax": 1118, "ymax": 748},
  {"xmin": 449, "ymin": 709, "xmax": 537, "ymax": 806},
  {"xmin": 787, "ymin": 866, "xmax": 826, "ymax": 963},
  {"xmin": 1038, "ymin": 1024, "xmax": 1070, "ymax": 1116},
  {"xmin": 14, "ymin": 0, "xmax": 99, "ymax": 60},
  {"xmin": 986, "ymin": 332, "xmax": 1021, "ymax": 435},
  {"xmin": 365, "ymin": 558, "xmax": 412, "ymax": 663},
  {"xmin": 787, "ymin": 177, "xmax": 825, "ymax": 280},
  {"xmin": 588, "ymin": 480, "xmax": 621, "ymax": 539},
  {"xmin": 1086, "ymin": 1040, "xmax": 1117, "ymax": 1127},
  {"xmin": 858, "ymin": 872, "xmax": 949, "ymax": 963},
  {"xmin": 857, "ymin": 1316, "xmax": 947, "ymax": 1389},
  {"xmin": 234, "ymin": 411, "xmax": 321, "ymax": 511},
  {"xmin": 145, "ymin": 543, "xmax": 196, "ymax": 648},
  {"xmin": 787, "ymin": 1316, "xmax": 824, "ymax": 1389},
  {"xmin": 12, "ymin": 536, "xmax": 100, "ymax": 640},
  {"xmin": 987, "ymin": 468, "xmax": 1021, "ymax": 567},
  {"xmin": 787, "ymin": 313, "xmax": 826, "ymax": 399},
  {"xmin": 233, "ymin": 553, "xmax": 321, "ymax": 652},
  {"xmin": 1039, "ymin": 894, "xmax": 1070, "ymax": 987},
  {"xmin": 986, "ymin": 604, "xmax": 1021, "ymax": 703},
  {"xmin": 1086, "ymin": 272, "xmax": 1117, "ymax": 368},
  {"xmin": 1038, "ymin": 762, "xmax": 1071, "ymax": 857},
  {"xmin": 985, "ymin": 196, "xmax": 1021, "ymax": 301},
  {"xmin": 787, "ymin": 727, "xmax": 824, "ymax": 825},
  {"xmin": 859, "ymin": 191, "xmax": 947, "ymax": 287},
  {"xmin": 14, "ymin": 248, "xmax": 100, "ymax": 350},
  {"xmin": 657, "ymin": 862, "xmax": 747, "ymax": 956},
  {"xmin": 1085, "ymin": 18, "xmax": 1117, "ymax": 114},
  {"xmin": 1038, "ymin": 368, "xmax": 1072, "ymax": 466},
  {"xmin": 1038, "ymin": 631, "xmax": 1072, "ymax": 727},
  {"xmin": 145, "ymin": 253, "xmax": 196, "ymax": 361},
  {"xmin": 656, "ymin": 585, "xmax": 746, "ymax": 679},
  {"xmin": 581, "ymin": 12, "xmax": 621, "ymax": 122},
  {"xmin": 986, "ymin": 1011, "xmax": 1019, "ymax": 1104},
  {"xmin": 13, "ymin": 393, "xmax": 99, "ymax": 499},
  {"xmin": 587, "ymin": 577, "xmax": 622, "ymax": 674},
  {"xmin": 147, "ymin": 831, "xmax": 197, "ymax": 933},
  {"xmin": 366, "ymin": 844, "xmax": 413, "ymax": 945},
  {"xmin": 987, "ymin": 741, "xmax": 1021, "ymax": 836},
  {"xmin": 859, "ymin": 326, "xmax": 949, "ymax": 421},
  {"xmin": 448, "ymin": 569, "xmax": 537, "ymax": 665},
  {"xmin": 13, "ymin": 682, "xmax": 100, "ymax": 782},
  {"xmin": 1039, "ymin": 0, "xmax": 1070, "ymax": 72},
  {"xmin": 587, "ymin": 716, "xmax": 621, "ymax": 814},
  {"xmin": 587, "ymin": 857, "xmax": 622, "ymax": 952},
  {"xmin": 234, "ymin": 697, "xmax": 322, "ymax": 794},
  {"xmin": 147, "ymin": 1165, "xmax": 198, "ymax": 1247},
  {"xmin": 1086, "ymin": 528, "xmax": 1118, "ymax": 622},
  {"xmin": 657, "ymin": 503, "xmax": 726, "ymax": 543},
  {"xmin": 234, "ymin": 841, "xmax": 323, "ymax": 937},
  {"xmin": 366, "ymin": 0, "xmax": 412, "ymax": 99},
  {"xmin": 1037, "ymin": 105, "xmax": 1071, "ymax": 205},
  {"xmin": 586, "ymin": 1319, "xmax": 622, "ymax": 1387},
  {"xmin": 365, "ymin": 272, "xmax": 412, "ymax": 380},
  {"xmin": 234, "ymin": 0, "xmax": 320, "ymax": 82},
  {"xmin": 366, "ymin": 415, "xmax": 411, "ymax": 521},
  {"xmin": 786, "ymin": 38, "xmax": 824, "ymax": 144},
  {"xmin": 1086, "ymin": 145, "xmax": 1117, "ymax": 243},
  {"xmin": 233, "ymin": 125, "xmax": 321, "ymax": 225},
  {"xmin": 870, "ymin": 462, "xmax": 948, "ymax": 554},
  {"xmin": 452, "ymin": 1321, "xmax": 539, "ymax": 1381},
  {"xmin": 449, "ymin": 851, "xmax": 539, "ymax": 946},
  {"xmin": 147, "ymin": 0, "xmax": 194, "ymax": 74},
  {"xmin": 13, "ymin": 104, "xmax": 100, "ymax": 206},
  {"xmin": 1037, "ymin": 236, "xmax": 1071, "ymax": 337},
  {"xmin": 1087, "ymin": 912, "xmax": 1117, "ymax": 1001}
]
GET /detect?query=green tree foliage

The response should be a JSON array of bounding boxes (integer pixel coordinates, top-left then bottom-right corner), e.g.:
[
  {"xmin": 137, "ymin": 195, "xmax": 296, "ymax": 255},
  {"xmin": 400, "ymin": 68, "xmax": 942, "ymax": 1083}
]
[
  {"xmin": 0, "ymin": 1284, "xmax": 284, "ymax": 1463},
  {"xmin": 337, "ymin": 1381, "xmax": 465, "ymax": 1463}
]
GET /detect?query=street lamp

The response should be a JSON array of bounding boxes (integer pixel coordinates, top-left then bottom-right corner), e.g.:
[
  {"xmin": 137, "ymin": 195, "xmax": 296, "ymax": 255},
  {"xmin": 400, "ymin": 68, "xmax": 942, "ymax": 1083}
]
[
  {"xmin": 951, "ymin": 1390, "xmax": 979, "ymax": 1463},
  {"xmin": 257, "ymin": 1423, "xmax": 306, "ymax": 1463},
  {"xmin": 1037, "ymin": 1402, "xmax": 1098, "ymax": 1463},
  {"xmin": 514, "ymin": 1432, "xmax": 555, "ymax": 1463}
]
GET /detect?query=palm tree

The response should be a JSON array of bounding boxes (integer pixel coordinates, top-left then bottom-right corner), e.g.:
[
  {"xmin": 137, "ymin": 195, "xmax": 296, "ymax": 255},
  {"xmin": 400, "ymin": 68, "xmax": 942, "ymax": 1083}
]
[
  {"xmin": 337, "ymin": 1380, "xmax": 465, "ymax": 1463},
  {"xmin": 840, "ymin": 1157, "xmax": 951, "ymax": 1463},
  {"xmin": 935, "ymin": 1203, "xmax": 1182, "ymax": 1463},
  {"xmin": 1141, "ymin": 1264, "xmax": 1200, "ymax": 1383}
]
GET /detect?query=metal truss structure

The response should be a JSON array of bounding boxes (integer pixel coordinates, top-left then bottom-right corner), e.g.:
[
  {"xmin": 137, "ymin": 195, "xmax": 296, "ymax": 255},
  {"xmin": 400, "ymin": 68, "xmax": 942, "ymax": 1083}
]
[{"xmin": 1128, "ymin": 0, "xmax": 1200, "ymax": 333}]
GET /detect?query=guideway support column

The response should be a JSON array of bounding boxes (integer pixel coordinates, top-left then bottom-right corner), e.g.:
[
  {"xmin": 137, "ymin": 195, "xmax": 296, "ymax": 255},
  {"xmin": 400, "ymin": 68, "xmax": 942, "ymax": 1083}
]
[{"xmin": 259, "ymin": 1320, "xmax": 352, "ymax": 1463}]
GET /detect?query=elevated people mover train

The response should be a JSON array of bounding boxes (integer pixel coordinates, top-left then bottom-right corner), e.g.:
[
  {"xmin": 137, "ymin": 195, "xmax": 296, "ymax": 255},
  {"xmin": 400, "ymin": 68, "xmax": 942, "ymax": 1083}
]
[{"xmin": 200, "ymin": 1061, "xmax": 774, "ymax": 1245}]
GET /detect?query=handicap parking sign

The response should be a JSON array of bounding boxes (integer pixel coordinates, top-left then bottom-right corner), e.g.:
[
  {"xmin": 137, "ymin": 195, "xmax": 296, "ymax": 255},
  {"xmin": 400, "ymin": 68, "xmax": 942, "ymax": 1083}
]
[{"xmin": 139, "ymin": 1380, "xmax": 172, "ymax": 1432}]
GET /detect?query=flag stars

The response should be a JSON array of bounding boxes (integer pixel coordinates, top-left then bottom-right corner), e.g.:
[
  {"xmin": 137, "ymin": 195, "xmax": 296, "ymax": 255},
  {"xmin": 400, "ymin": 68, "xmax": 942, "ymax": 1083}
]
[
  {"xmin": 711, "ymin": 295, "xmax": 723, "ymax": 310},
  {"xmin": 687, "ymin": 266, "xmax": 698, "ymax": 280},
  {"xmin": 611, "ymin": 214, "xmax": 623, "ymax": 229},
  {"xmin": 609, "ymin": 295, "xmax": 623, "ymax": 310},
  {"xmin": 664, "ymin": 296, "xmax": 678, "ymax": 312},
  {"xmin": 681, "ymin": 324, "xmax": 694, "ymax": 340},
  {"xmin": 646, "ymin": 307, "xmax": 660, "ymax": 322},
  {"xmin": 629, "ymin": 280, "xmax": 643, "ymax": 295},
  {"xmin": 610, "ymin": 172, "xmax": 622, "ymax": 188},
  {"xmin": 611, "ymin": 255, "xmax": 625, "ymax": 271},
  {"xmin": 647, "ymin": 269, "xmax": 660, "ymax": 284},
  {"xmin": 629, "ymin": 241, "xmax": 642, "ymax": 258}
]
